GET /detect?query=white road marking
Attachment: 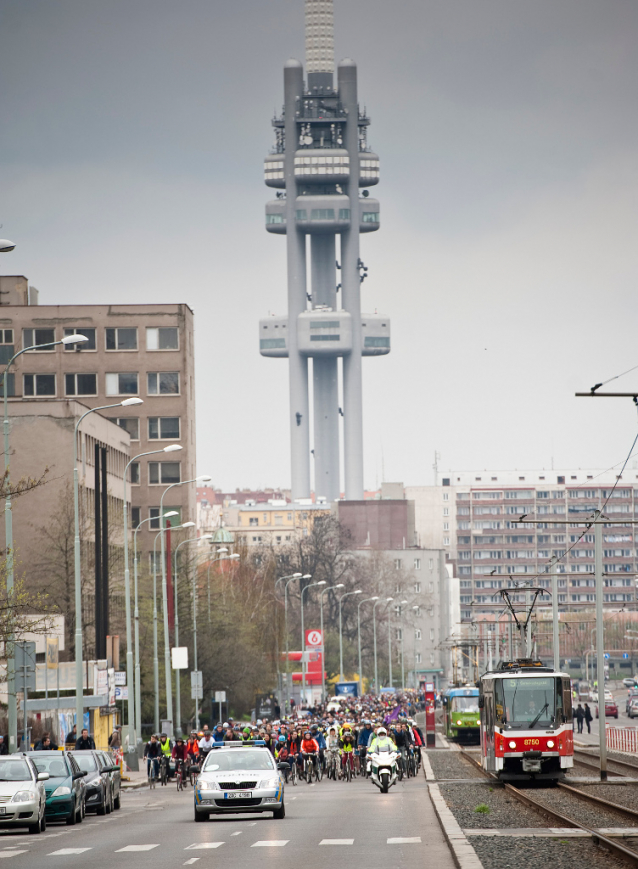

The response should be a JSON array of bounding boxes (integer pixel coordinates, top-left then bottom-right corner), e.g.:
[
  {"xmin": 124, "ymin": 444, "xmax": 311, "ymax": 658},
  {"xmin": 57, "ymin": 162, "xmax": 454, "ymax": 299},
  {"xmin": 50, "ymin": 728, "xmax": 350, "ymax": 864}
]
[
  {"xmin": 47, "ymin": 849, "xmax": 93, "ymax": 856},
  {"xmin": 387, "ymin": 837, "xmax": 422, "ymax": 844},
  {"xmin": 320, "ymin": 839, "xmax": 354, "ymax": 845},
  {"xmin": 185, "ymin": 843, "xmax": 224, "ymax": 849},
  {"xmin": 0, "ymin": 853, "xmax": 28, "ymax": 859},
  {"xmin": 252, "ymin": 841, "xmax": 289, "ymax": 847},
  {"xmin": 184, "ymin": 860, "xmax": 200, "ymax": 866},
  {"xmin": 115, "ymin": 844, "xmax": 160, "ymax": 852},
  {"xmin": 231, "ymin": 832, "xmax": 242, "ymax": 836}
]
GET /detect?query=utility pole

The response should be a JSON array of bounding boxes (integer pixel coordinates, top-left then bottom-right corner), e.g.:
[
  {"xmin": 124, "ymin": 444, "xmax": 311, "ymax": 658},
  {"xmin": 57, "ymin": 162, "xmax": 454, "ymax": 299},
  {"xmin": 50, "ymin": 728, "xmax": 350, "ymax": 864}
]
[{"xmin": 595, "ymin": 515, "xmax": 607, "ymax": 781}]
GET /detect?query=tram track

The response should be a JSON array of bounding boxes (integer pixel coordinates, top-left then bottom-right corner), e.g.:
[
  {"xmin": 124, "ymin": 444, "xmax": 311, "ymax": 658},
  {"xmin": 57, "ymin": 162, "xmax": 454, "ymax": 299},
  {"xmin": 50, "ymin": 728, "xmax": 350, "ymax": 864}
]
[
  {"xmin": 573, "ymin": 748, "xmax": 638, "ymax": 778},
  {"xmin": 458, "ymin": 748, "xmax": 638, "ymax": 866}
]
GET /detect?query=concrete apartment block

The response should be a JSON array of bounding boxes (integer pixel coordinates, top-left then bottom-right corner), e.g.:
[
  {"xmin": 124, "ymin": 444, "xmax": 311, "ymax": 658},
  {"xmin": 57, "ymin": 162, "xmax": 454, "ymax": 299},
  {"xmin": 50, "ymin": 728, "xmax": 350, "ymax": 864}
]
[{"xmin": 0, "ymin": 281, "xmax": 196, "ymax": 567}]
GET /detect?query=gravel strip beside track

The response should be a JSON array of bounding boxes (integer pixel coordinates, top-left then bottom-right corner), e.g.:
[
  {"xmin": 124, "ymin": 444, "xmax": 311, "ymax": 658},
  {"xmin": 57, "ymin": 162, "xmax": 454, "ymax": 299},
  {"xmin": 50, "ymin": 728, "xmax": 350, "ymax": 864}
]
[
  {"xmin": 571, "ymin": 783, "xmax": 638, "ymax": 812},
  {"xmin": 427, "ymin": 750, "xmax": 486, "ymax": 780},
  {"xmin": 439, "ymin": 782, "xmax": 547, "ymax": 829},
  {"xmin": 471, "ymin": 838, "xmax": 626, "ymax": 869},
  {"xmin": 528, "ymin": 787, "xmax": 638, "ymax": 829}
]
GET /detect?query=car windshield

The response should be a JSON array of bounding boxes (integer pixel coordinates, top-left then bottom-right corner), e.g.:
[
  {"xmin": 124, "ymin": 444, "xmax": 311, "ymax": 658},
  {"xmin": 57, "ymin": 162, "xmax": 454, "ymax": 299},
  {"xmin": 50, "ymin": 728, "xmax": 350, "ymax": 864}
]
[
  {"xmin": 0, "ymin": 759, "xmax": 32, "ymax": 782},
  {"xmin": 451, "ymin": 696, "xmax": 479, "ymax": 713},
  {"xmin": 203, "ymin": 751, "xmax": 274, "ymax": 772},
  {"xmin": 73, "ymin": 755, "xmax": 97, "ymax": 773},
  {"xmin": 496, "ymin": 677, "xmax": 557, "ymax": 729},
  {"xmin": 31, "ymin": 757, "xmax": 70, "ymax": 778}
]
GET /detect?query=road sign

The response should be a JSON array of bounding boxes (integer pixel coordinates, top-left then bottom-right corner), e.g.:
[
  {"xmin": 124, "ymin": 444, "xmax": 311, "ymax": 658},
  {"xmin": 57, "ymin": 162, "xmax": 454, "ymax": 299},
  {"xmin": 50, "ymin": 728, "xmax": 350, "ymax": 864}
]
[
  {"xmin": 214, "ymin": 690, "xmax": 226, "ymax": 703},
  {"xmin": 15, "ymin": 642, "xmax": 36, "ymax": 691},
  {"xmin": 623, "ymin": 653, "xmax": 630, "ymax": 659},
  {"xmin": 306, "ymin": 629, "xmax": 322, "ymax": 647},
  {"xmin": 191, "ymin": 671, "xmax": 203, "ymax": 700},
  {"xmin": 604, "ymin": 653, "xmax": 610, "ymax": 659},
  {"xmin": 172, "ymin": 647, "xmax": 188, "ymax": 670},
  {"xmin": 115, "ymin": 686, "xmax": 128, "ymax": 700},
  {"xmin": 46, "ymin": 638, "xmax": 59, "ymax": 670},
  {"xmin": 114, "ymin": 671, "xmax": 126, "ymax": 686}
]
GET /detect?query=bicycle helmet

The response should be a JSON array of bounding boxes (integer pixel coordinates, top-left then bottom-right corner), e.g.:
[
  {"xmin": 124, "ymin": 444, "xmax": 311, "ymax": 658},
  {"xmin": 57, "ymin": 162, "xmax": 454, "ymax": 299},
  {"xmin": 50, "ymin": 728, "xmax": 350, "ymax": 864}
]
[
  {"xmin": 278, "ymin": 735, "xmax": 286, "ymax": 743},
  {"xmin": 304, "ymin": 731, "xmax": 312, "ymax": 738},
  {"xmin": 377, "ymin": 727, "xmax": 387, "ymax": 736}
]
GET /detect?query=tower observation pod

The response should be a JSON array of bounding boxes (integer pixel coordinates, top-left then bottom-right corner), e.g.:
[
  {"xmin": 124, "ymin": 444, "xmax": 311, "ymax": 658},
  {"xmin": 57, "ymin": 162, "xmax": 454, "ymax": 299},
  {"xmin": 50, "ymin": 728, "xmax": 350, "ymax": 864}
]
[{"xmin": 260, "ymin": 0, "xmax": 390, "ymax": 502}]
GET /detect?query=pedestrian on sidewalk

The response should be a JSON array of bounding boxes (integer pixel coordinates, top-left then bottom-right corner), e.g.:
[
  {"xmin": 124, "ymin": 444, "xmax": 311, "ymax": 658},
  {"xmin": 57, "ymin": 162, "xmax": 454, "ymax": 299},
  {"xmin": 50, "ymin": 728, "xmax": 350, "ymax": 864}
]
[
  {"xmin": 574, "ymin": 704, "xmax": 585, "ymax": 734},
  {"xmin": 108, "ymin": 726, "xmax": 122, "ymax": 749},
  {"xmin": 75, "ymin": 728, "xmax": 96, "ymax": 750},
  {"xmin": 584, "ymin": 703, "xmax": 593, "ymax": 734}
]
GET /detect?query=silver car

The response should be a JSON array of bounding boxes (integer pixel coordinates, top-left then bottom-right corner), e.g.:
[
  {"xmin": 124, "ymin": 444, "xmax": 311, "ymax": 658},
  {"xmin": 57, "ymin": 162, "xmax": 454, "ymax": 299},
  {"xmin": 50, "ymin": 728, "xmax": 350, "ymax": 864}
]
[
  {"xmin": 0, "ymin": 755, "xmax": 48, "ymax": 834},
  {"xmin": 194, "ymin": 746, "xmax": 285, "ymax": 821}
]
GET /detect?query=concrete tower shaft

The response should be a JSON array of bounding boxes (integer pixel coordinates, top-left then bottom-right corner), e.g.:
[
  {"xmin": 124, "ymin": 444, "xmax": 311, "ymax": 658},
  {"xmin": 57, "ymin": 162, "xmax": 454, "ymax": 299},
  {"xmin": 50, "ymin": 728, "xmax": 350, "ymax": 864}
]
[{"xmin": 260, "ymin": 4, "xmax": 390, "ymax": 502}]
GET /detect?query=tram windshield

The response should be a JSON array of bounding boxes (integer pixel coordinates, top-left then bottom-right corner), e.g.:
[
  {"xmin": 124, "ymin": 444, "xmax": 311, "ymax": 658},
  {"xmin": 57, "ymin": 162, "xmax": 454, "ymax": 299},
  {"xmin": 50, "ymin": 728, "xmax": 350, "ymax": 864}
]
[
  {"xmin": 495, "ymin": 677, "xmax": 557, "ymax": 729},
  {"xmin": 451, "ymin": 696, "xmax": 480, "ymax": 714}
]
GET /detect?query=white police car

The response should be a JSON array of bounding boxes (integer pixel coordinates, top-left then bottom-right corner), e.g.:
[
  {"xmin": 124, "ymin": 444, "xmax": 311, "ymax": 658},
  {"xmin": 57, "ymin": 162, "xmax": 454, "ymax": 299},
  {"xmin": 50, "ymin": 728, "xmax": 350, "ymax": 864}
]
[{"xmin": 194, "ymin": 744, "xmax": 285, "ymax": 821}]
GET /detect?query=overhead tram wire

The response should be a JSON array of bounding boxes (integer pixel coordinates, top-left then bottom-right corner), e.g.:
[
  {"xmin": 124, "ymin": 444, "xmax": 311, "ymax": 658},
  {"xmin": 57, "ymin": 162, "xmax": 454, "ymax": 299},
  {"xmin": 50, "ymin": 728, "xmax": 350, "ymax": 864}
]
[{"xmin": 589, "ymin": 361, "xmax": 638, "ymax": 393}]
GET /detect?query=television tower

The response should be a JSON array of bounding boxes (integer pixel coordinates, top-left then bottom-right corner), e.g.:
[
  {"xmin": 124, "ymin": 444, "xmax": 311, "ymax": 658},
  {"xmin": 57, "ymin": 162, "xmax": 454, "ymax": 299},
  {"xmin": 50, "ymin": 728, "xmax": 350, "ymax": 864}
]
[{"xmin": 260, "ymin": 0, "xmax": 390, "ymax": 502}]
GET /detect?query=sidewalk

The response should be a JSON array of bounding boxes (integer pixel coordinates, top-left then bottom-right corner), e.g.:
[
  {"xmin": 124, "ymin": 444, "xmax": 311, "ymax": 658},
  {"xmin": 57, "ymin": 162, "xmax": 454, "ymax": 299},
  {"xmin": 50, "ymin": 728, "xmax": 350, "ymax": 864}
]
[{"xmin": 120, "ymin": 765, "xmax": 148, "ymax": 790}]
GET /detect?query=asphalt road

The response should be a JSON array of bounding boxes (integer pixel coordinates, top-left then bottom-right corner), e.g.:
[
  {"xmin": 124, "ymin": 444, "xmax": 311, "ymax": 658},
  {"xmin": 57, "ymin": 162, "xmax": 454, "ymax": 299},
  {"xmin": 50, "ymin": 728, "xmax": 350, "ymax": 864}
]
[{"xmin": 0, "ymin": 768, "xmax": 455, "ymax": 868}]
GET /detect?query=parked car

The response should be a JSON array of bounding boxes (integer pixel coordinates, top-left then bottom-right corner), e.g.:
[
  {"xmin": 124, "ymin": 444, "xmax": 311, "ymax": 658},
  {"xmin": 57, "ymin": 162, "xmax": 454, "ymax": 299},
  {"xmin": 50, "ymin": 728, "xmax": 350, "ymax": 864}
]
[
  {"xmin": 71, "ymin": 750, "xmax": 111, "ymax": 815},
  {"xmin": 626, "ymin": 688, "xmax": 638, "ymax": 714},
  {"xmin": 27, "ymin": 751, "xmax": 86, "ymax": 825},
  {"xmin": 622, "ymin": 677, "xmax": 637, "ymax": 688},
  {"xmin": 596, "ymin": 699, "xmax": 619, "ymax": 719},
  {"xmin": 628, "ymin": 698, "xmax": 638, "ymax": 719},
  {"xmin": 97, "ymin": 750, "xmax": 121, "ymax": 811},
  {"xmin": 0, "ymin": 754, "xmax": 48, "ymax": 834}
]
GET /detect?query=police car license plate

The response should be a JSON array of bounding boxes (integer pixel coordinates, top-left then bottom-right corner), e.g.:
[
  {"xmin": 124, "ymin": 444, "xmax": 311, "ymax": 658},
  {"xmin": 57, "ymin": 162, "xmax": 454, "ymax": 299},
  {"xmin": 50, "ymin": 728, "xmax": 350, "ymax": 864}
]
[{"xmin": 224, "ymin": 792, "xmax": 250, "ymax": 800}]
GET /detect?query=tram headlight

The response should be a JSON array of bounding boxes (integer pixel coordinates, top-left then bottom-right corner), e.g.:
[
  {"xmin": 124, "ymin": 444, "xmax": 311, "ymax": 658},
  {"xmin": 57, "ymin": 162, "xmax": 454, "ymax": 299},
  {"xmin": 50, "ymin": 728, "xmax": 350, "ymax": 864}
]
[
  {"xmin": 456, "ymin": 720, "xmax": 462, "ymax": 725},
  {"xmin": 476, "ymin": 720, "xmax": 481, "ymax": 726},
  {"xmin": 508, "ymin": 740, "xmax": 517, "ymax": 750},
  {"xmin": 546, "ymin": 740, "xmax": 555, "ymax": 749}
]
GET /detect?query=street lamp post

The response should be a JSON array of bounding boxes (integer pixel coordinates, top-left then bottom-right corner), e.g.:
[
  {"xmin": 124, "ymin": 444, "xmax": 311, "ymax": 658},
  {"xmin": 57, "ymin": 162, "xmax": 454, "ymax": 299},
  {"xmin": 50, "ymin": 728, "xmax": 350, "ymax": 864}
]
[
  {"xmin": 373, "ymin": 598, "xmax": 393, "ymax": 693},
  {"xmin": 172, "ymin": 535, "xmax": 212, "ymax": 737},
  {"xmin": 73, "ymin": 394, "xmax": 142, "ymax": 739},
  {"xmin": 133, "ymin": 511, "xmax": 178, "ymax": 744},
  {"xmin": 122, "ymin": 444, "xmax": 182, "ymax": 748},
  {"xmin": 320, "ymin": 583, "xmax": 344, "ymax": 702},
  {"xmin": 284, "ymin": 574, "xmax": 307, "ymax": 713},
  {"xmin": 300, "ymin": 580, "xmax": 326, "ymax": 704},
  {"xmin": 338, "ymin": 589, "xmax": 362, "ymax": 682},
  {"xmin": 159, "ymin": 476, "xmax": 211, "ymax": 728},
  {"xmin": 398, "ymin": 600, "xmax": 408, "ymax": 690},
  {"xmin": 3, "ymin": 327, "xmax": 88, "ymax": 750},
  {"xmin": 358, "ymin": 596, "xmax": 379, "ymax": 693},
  {"xmin": 276, "ymin": 574, "xmax": 302, "ymax": 713}
]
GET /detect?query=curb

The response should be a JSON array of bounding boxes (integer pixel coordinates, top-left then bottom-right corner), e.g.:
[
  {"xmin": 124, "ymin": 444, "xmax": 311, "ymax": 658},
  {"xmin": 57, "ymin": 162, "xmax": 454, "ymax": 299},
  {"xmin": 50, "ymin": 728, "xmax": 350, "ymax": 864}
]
[
  {"xmin": 422, "ymin": 753, "xmax": 483, "ymax": 869},
  {"xmin": 121, "ymin": 781, "xmax": 148, "ymax": 791}
]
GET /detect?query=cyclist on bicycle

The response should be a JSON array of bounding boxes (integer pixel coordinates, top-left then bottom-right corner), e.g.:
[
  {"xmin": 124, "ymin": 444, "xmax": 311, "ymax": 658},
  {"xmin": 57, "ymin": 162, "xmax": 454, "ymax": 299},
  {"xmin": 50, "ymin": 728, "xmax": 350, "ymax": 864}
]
[
  {"xmin": 339, "ymin": 729, "xmax": 355, "ymax": 778},
  {"xmin": 300, "ymin": 731, "xmax": 320, "ymax": 779},
  {"xmin": 172, "ymin": 737, "xmax": 189, "ymax": 781},
  {"xmin": 199, "ymin": 730, "xmax": 215, "ymax": 758},
  {"xmin": 144, "ymin": 734, "xmax": 162, "ymax": 779},
  {"xmin": 358, "ymin": 720, "xmax": 373, "ymax": 768},
  {"xmin": 186, "ymin": 731, "xmax": 200, "ymax": 761},
  {"xmin": 311, "ymin": 724, "xmax": 326, "ymax": 770}
]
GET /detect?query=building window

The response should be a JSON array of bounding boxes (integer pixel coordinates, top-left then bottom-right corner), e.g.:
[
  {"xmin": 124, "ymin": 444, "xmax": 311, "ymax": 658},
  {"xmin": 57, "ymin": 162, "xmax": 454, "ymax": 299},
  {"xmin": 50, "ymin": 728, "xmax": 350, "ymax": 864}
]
[
  {"xmin": 106, "ymin": 372, "xmax": 138, "ymax": 395},
  {"xmin": 443, "ymin": 537, "xmax": 450, "ymax": 546},
  {"xmin": 310, "ymin": 208, "xmax": 335, "ymax": 219},
  {"xmin": 249, "ymin": 517, "xmax": 259, "ymax": 526},
  {"xmin": 22, "ymin": 328, "xmax": 55, "ymax": 351},
  {"xmin": 129, "ymin": 462, "xmax": 140, "ymax": 485},
  {"xmin": 147, "ymin": 372, "xmax": 179, "ymax": 395},
  {"xmin": 0, "ymin": 331, "xmax": 14, "ymax": 366},
  {"xmin": 148, "ymin": 462, "xmax": 181, "ymax": 485},
  {"xmin": 395, "ymin": 628, "xmax": 402, "ymax": 641},
  {"xmin": 338, "ymin": 208, "xmax": 350, "ymax": 220},
  {"xmin": 361, "ymin": 212, "xmax": 379, "ymax": 223},
  {"xmin": 106, "ymin": 327, "xmax": 138, "ymax": 351},
  {"xmin": 415, "ymin": 629, "xmax": 421, "ymax": 640},
  {"xmin": 64, "ymin": 327, "xmax": 96, "ymax": 351},
  {"xmin": 65, "ymin": 373, "xmax": 97, "ymax": 396},
  {"xmin": 443, "ymin": 522, "xmax": 449, "ymax": 531},
  {"xmin": 112, "ymin": 417, "xmax": 140, "ymax": 441},
  {"xmin": 414, "ymin": 582, "xmax": 421, "ymax": 593},
  {"xmin": 148, "ymin": 417, "xmax": 180, "ymax": 440},
  {"xmin": 414, "ymin": 558, "xmax": 421, "ymax": 569},
  {"xmin": 394, "ymin": 558, "xmax": 403, "ymax": 569},
  {"xmin": 443, "ymin": 492, "xmax": 449, "ymax": 501},
  {"xmin": 146, "ymin": 327, "xmax": 179, "ymax": 350},
  {"xmin": 443, "ymin": 507, "xmax": 449, "ymax": 516},
  {"xmin": 275, "ymin": 515, "xmax": 283, "ymax": 525},
  {"xmin": 430, "ymin": 628, "xmax": 434, "ymax": 640},
  {"xmin": 415, "ymin": 653, "xmax": 422, "ymax": 665},
  {"xmin": 150, "ymin": 506, "xmax": 181, "ymax": 530},
  {"xmin": 23, "ymin": 373, "xmax": 55, "ymax": 396},
  {"xmin": 414, "ymin": 606, "xmax": 421, "ymax": 617},
  {"xmin": 429, "ymin": 582, "xmax": 434, "ymax": 593},
  {"xmin": 0, "ymin": 373, "xmax": 15, "ymax": 396},
  {"xmin": 287, "ymin": 513, "xmax": 292, "ymax": 521},
  {"xmin": 131, "ymin": 506, "xmax": 141, "ymax": 528}
]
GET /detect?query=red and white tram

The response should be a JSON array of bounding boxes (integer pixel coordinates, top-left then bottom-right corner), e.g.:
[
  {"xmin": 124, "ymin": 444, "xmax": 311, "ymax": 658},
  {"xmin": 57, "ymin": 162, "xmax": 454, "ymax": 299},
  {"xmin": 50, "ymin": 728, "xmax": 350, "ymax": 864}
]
[{"xmin": 479, "ymin": 659, "xmax": 574, "ymax": 780}]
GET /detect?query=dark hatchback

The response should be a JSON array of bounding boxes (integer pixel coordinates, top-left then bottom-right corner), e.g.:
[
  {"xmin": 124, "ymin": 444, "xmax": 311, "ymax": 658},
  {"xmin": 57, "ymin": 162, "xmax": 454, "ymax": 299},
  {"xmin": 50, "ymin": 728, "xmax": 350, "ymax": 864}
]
[
  {"xmin": 27, "ymin": 751, "xmax": 86, "ymax": 824},
  {"xmin": 97, "ymin": 750, "xmax": 121, "ymax": 811},
  {"xmin": 71, "ymin": 751, "xmax": 112, "ymax": 815}
]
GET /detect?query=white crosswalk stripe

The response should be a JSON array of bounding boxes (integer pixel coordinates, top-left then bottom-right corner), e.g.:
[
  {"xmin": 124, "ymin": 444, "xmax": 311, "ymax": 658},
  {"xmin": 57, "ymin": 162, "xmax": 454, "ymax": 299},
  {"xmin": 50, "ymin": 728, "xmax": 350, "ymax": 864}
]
[
  {"xmin": 0, "ymin": 853, "xmax": 28, "ymax": 859},
  {"xmin": 387, "ymin": 837, "xmax": 422, "ymax": 844},
  {"xmin": 184, "ymin": 861, "xmax": 200, "ymax": 866},
  {"xmin": 185, "ymin": 843, "xmax": 224, "ymax": 849},
  {"xmin": 251, "ymin": 840, "xmax": 289, "ymax": 847},
  {"xmin": 116, "ymin": 844, "xmax": 160, "ymax": 852},
  {"xmin": 320, "ymin": 839, "xmax": 354, "ymax": 845},
  {"xmin": 47, "ymin": 849, "xmax": 92, "ymax": 856}
]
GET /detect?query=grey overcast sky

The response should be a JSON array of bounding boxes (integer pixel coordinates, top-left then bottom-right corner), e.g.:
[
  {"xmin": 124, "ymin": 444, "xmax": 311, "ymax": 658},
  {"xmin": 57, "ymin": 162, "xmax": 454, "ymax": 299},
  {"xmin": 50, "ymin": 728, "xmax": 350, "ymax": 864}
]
[{"xmin": 2, "ymin": 1, "xmax": 638, "ymax": 491}]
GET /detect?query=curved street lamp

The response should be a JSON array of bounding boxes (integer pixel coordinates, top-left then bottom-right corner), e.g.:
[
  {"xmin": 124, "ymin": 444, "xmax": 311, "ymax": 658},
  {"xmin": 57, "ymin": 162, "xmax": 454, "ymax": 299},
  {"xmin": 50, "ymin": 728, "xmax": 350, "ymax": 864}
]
[
  {"xmin": 372, "ymin": 597, "xmax": 393, "ymax": 694},
  {"xmin": 300, "ymin": 580, "xmax": 326, "ymax": 702},
  {"xmin": 357, "ymin": 596, "xmax": 379, "ymax": 693},
  {"xmin": 319, "ymin": 583, "xmax": 344, "ymax": 702},
  {"xmin": 338, "ymin": 589, "xmax": 362, "ymax": 682},
  {"xmin": 284, "ymin": 573, "xmax": 308, "ymax": 713}
]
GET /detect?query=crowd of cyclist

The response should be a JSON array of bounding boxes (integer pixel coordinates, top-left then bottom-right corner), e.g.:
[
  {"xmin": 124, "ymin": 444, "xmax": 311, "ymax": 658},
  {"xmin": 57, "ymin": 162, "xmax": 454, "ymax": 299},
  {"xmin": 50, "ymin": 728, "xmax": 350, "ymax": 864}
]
[{"xmin": 143, "ymin": 692, "xmax": 425, "ymax": 787}]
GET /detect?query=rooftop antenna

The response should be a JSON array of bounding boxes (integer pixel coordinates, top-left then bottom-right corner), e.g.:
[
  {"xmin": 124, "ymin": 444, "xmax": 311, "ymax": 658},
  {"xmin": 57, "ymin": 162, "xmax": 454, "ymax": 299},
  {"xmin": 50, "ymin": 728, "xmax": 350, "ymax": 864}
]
[{"xmin": 305, "ymin": 0, "xmax": 334, "ymax": 88}]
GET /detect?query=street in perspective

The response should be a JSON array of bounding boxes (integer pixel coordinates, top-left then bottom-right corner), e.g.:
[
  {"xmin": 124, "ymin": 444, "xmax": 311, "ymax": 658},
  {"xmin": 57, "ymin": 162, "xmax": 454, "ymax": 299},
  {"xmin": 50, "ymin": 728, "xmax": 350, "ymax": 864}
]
[{"xmin": 2, "ymin": 1, "xmax": 638, "ymax": 868}]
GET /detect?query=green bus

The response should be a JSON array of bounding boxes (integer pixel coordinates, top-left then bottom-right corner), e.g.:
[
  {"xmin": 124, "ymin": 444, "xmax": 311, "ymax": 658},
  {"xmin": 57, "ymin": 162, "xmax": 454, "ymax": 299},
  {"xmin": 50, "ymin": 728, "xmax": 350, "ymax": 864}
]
[{"xmin": 443, "ymin": 686, "xmax": 480, "ymax": 742}]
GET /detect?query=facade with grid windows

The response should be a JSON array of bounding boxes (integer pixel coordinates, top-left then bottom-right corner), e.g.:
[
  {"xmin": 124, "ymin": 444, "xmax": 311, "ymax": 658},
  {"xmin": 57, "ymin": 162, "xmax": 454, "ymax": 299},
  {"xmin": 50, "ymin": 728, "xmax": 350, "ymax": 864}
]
[{"xmin": 0, "ymin": 277, "xmax": 196, "ymax": 565}]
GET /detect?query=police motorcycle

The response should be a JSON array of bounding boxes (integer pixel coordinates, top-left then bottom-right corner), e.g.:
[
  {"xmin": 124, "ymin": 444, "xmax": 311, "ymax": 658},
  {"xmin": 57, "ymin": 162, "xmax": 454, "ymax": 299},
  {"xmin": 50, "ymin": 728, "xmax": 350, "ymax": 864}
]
[{"xmin": 368, "ymin": 743, "xmax": 400, "ymax": 794}]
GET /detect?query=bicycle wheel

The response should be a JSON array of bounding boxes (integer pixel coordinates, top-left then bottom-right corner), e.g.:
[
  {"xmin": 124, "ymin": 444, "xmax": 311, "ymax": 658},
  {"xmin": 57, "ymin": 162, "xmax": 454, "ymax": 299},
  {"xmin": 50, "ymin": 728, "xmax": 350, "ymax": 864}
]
[{"xmin": 291, "ymin": 763, "xmax": 297, "ymax": 786}]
